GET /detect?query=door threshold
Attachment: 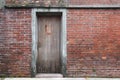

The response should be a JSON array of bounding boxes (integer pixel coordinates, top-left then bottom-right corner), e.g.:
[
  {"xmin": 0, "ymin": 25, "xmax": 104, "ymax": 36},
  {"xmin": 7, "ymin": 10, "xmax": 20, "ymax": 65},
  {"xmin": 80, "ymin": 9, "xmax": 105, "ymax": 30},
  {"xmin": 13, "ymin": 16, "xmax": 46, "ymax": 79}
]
[{"xmin": 35, "ymin": 73, "xmax": 63, "ymax": 78}]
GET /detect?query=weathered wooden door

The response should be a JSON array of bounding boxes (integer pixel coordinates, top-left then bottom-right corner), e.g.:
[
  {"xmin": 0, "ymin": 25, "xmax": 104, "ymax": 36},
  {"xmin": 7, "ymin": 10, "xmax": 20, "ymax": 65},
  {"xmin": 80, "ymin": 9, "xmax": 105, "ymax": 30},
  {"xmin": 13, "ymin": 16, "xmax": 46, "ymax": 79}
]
[{"xmin": 36, "ymin": 15, "xmax": 61, "ymax": 73}]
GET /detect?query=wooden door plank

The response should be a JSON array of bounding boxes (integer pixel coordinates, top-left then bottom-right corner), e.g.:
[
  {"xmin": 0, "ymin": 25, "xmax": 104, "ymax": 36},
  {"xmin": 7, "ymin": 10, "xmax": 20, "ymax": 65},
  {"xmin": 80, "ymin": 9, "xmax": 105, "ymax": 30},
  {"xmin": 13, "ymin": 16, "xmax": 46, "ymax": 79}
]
[{"xmin": 37, "ymin": 15, "xmax": 61, "ymax": 73}]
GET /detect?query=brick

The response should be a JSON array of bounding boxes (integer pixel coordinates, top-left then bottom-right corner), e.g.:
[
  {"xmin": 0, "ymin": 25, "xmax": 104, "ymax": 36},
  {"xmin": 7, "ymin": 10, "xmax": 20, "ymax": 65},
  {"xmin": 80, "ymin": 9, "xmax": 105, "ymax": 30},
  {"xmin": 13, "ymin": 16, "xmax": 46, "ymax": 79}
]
[
  {"xmin": 67, "ymin": 9, "xmax": 120, "ymax": 77},
  {"xmin": 0, "ymin": 6, "xmax": 120, "ymax": 78},
  {"xmin": 0, "ymin": 9, "xmax": 32, "ymax": 77}
]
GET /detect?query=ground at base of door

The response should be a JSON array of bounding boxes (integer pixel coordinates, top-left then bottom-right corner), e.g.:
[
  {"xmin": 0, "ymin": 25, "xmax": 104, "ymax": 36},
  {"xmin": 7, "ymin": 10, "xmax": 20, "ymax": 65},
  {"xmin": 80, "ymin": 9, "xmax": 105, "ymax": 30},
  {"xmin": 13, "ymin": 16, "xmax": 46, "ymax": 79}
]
[
  {"xmin": 35, "ymin": 73, "xmax": 63, "ymax": 78},
  {"xmin": 4, "ymin": 78, "xmax": 120, "ymax": 80}
]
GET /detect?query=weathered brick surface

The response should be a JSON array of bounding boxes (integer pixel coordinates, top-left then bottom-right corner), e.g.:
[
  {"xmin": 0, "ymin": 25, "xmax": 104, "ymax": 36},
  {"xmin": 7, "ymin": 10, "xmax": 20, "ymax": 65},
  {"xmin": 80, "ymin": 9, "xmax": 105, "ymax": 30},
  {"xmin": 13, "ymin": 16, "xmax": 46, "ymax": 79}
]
[
  {"xmin": 67, "ymin": 9, "xmax": 120, "ymax": 77},
  {"xmin": 0, "ymin": 9, "xmax": 32, "ymax": 77},
  {"xmin": 5, "ymin": 0, "xmax": 120, "ymax": 7},
  {"xmin": 0, "ymin": 2, "xmax": 120, "ymax": 77},
  {"xmin": 5, "ymin": 0, "xmax": 67, "ymax": 7}
]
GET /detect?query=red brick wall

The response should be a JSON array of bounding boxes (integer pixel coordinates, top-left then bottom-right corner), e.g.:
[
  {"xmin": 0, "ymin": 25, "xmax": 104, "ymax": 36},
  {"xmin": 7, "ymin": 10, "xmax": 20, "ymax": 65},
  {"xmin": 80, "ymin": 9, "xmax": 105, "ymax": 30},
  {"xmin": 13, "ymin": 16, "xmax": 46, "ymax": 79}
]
[
  {"xmin": 0, "ymin": 9, "xmax": 32, "ymax": 77},
  {"xmin": 0, "ymin": 9, "xmax": 6, "ymax": 77},
  {"xmin": 67, "ymin": 9, "xmax": 120, "ymax": 77},
  {"xmin": 0, "ymin": 8, "xmax": 120, "ymax": 77}
]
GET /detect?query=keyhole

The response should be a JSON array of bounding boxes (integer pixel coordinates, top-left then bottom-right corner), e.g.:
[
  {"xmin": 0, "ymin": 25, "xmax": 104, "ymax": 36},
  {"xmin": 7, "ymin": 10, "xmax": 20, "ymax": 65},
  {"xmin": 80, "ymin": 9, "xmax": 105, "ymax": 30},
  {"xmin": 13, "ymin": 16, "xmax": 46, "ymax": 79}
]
[{"xmin": 45, "ymin": 24, "xmax": 51, "ymax": 35}]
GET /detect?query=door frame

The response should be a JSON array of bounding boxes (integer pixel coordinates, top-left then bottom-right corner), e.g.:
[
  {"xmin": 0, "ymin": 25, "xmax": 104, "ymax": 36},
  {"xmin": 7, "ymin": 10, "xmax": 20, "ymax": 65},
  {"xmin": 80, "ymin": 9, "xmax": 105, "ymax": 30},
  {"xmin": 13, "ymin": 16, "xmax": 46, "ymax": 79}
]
[{"xmin": 31, "ymin": 8, "xmax": 67, "ymax": 77}]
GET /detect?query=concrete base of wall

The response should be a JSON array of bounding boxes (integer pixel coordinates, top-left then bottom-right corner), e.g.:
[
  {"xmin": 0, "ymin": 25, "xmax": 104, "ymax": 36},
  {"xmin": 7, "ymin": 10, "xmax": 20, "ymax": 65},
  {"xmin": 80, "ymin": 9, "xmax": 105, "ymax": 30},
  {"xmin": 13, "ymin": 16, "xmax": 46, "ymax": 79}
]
[{"xmin": 4, "ymin": 78, "xmax": 120, "ymax": 80}]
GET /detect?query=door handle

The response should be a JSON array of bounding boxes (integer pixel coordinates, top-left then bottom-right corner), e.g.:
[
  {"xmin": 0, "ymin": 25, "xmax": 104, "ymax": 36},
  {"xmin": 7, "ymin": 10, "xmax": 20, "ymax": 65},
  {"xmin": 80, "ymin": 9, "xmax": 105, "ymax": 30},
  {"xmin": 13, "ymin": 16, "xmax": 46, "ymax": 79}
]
[{"xmin": 45, "ymin": 24, "xmax": 51, "ymax": 35}]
